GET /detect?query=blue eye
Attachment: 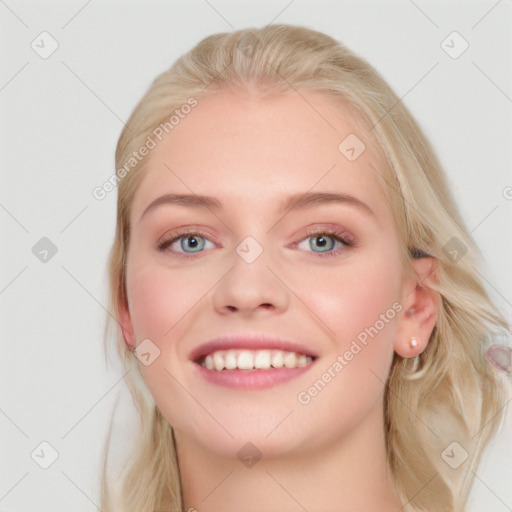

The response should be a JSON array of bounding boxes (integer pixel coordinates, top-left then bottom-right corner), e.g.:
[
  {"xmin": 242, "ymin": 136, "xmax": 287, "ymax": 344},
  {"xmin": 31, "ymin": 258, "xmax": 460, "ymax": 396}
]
[
  {"xmin": 297, "ymin": 230, "xmax": 353, "ymax": 257},
  {"xmin": 157, "ymin": 228, "xmax": 354, "ymax": 259},
  {"xmin": 158, "ymin": 232, "xmax": 214, "ymax": 254}
]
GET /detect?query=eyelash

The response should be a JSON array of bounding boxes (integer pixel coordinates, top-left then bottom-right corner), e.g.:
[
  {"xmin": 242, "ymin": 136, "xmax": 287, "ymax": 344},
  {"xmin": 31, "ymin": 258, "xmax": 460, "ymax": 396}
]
[
  {"xmin": 157, "ymin": 227, "xmax": 355, "ymax": 259},
  {"xmin": 299, "ymin": 227, "xmax": 355, "ymax": 257}
]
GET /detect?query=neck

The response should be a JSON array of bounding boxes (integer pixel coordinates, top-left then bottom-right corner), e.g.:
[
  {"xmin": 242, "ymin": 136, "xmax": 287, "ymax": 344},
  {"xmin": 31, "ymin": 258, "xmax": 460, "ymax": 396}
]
[{"xmin": 174, "ymin": 399, "xmax": 403, "ymax": 512}]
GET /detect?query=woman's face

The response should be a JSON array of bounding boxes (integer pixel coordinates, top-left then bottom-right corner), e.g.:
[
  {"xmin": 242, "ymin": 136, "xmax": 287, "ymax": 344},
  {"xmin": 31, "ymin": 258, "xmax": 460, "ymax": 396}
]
[{"xmin": 120, "ymin": 88, "xmax": 412, "ymax": 458}]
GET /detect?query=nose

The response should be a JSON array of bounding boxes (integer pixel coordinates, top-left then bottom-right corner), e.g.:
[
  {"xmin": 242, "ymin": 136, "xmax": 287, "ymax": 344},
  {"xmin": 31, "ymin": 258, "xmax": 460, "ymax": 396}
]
[{"xmin": 212, "ymin": 243, "xmax": 290, "ymax": 317}]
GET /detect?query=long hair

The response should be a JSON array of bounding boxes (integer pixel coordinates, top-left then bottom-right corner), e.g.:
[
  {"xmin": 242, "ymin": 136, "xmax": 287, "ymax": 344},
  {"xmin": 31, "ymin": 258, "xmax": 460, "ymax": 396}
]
[{"xmin": 100, "ymin": 24, "xmax": 511, "ymax": 511}]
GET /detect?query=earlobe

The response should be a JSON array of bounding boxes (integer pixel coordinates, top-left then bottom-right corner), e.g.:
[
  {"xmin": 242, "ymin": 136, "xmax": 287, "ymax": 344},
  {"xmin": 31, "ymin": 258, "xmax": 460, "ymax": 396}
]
[
  {"xmin": 118, "ymin": 300, "xmax": 135, "ymax": 350},
  {"xmin": 394, "ymin": 257, "xmax": 439, "ymax": 358}
]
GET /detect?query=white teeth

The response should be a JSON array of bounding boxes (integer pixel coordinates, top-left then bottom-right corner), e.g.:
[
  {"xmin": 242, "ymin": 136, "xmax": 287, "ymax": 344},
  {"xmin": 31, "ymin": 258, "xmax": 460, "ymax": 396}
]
[
  {"xmin": 213, "ymin": 352, "xmax": 225, "ymax": 371},
  {"xmin": 271, "ymin": 351, "xmax": 284, "ymax": 368},
  {"xmin": 225, "ymin": 351, "xmax": 237, "ymax": 370},
  {"xmin": 254, "ymin": 350, "xmax": 271, "ymax": 369},
  {"xmin": 237, "ymin": 350, "xmax": 254, "ymax": 370},
  {"xmin": 200, "ymin": 349, "xmax": 314, "ymax": 371},
  {"xmin": 284, "ymin": 352, "xmax": 297, "ymax": 368}
]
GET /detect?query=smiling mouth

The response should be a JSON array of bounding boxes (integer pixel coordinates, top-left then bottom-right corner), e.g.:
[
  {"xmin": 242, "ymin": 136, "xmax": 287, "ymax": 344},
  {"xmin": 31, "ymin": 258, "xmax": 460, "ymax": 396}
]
[{"xmin": 197, "ymin": 348, "xmax": 316, "ymax": 371}]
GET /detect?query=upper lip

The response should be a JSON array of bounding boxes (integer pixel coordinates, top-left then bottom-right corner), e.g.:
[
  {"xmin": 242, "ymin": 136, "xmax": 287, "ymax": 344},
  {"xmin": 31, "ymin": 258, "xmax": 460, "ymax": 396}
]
[{"xmin": 189, "ymin": 334, "xmax": 319, "ymax": 363}]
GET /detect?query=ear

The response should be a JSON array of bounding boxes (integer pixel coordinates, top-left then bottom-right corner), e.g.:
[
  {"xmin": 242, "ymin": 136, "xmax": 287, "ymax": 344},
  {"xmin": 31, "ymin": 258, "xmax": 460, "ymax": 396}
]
[
  {"xmin": 118, "ymin": 299, "xmax": 136, "ymax": 350},
  {"xmin": 394, "ymin": 256, "xmax": 439, "ymax": 358}
]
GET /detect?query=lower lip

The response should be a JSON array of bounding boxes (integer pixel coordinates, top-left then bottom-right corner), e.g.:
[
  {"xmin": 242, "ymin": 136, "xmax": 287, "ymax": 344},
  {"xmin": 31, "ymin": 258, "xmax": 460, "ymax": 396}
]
[{"xmin": 194, "ymin": 362, "xmax": 316, "ymax": 390}]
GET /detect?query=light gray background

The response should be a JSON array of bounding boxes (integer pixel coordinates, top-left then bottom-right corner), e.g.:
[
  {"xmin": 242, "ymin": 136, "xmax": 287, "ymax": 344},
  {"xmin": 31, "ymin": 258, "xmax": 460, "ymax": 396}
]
[{"xmin": 1, "ymin": 1, "xmax": 511, "ymax": 510}]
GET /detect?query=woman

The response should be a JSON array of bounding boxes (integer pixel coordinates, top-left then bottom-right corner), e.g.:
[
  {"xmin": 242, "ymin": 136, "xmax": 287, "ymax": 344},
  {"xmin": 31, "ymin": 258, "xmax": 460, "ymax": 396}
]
[{"xmin": 101, "ymin": 24, "xmax": 511, "ymax": 511}]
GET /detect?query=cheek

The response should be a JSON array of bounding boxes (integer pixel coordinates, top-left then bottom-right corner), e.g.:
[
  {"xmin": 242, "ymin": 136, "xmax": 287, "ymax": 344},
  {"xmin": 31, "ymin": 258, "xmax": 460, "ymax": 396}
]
[
  {"xmin": 125, "ymin": 260, "xmax": 208, "ymax": 419},
  {"xmin": 126, "ymin": 259, "xmax": 210, "ymax": 342},
  {"xmin": 295, "ymin": 249, "xmax": 403, "ymax": 401},
  {"xmin": 300, "ymin": 256, "xmax": 401, "ymax": 337},
  {"xmin": 293, "ymin": 255, "xmax": 401, "ymax": 433}
]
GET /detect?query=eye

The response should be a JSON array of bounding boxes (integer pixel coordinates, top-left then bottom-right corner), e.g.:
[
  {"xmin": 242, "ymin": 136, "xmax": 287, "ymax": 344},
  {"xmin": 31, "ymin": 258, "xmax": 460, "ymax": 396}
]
[
  {"xmin": 296, "ymin": 228, "xmax": 355, "ymax": 257},
  {"xmin": 157, "ymin": 230, "xmax": 215, "ymax": 256},
  {"xmin": 157, "ymin": 226, "xmax": 355, "ymax": 259}
]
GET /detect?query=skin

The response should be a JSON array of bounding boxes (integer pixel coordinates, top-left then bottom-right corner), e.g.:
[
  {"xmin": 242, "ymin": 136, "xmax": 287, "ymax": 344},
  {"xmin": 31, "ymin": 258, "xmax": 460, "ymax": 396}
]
[{"xmin": 119, "ymin": 88, "xmax": 439, "ymax": 511}]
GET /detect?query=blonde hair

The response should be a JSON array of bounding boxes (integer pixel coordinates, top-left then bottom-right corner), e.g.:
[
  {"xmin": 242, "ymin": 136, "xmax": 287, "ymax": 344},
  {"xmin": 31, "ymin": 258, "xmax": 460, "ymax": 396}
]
[{"xmin": 101, "ymin": 24, "xmax": 511, "ymax": 511}]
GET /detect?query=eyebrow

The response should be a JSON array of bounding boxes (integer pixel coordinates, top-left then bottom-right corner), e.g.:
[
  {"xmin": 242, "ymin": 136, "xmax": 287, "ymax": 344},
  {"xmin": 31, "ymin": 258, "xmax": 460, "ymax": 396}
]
[{"xmin": 139, "ymin": 191, "xmax": 374, "ymax": 222}]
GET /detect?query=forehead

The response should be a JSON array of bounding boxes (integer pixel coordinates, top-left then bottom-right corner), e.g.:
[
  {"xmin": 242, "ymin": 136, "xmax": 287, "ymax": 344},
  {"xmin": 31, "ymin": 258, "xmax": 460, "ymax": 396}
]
[{"xmin": 130, "ymin": 88, "xmax": 391, "ymax": 222}]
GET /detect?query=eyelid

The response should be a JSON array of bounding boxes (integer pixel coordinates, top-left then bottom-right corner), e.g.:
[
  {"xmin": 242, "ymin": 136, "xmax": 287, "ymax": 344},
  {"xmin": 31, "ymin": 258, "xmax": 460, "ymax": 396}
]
[
  {"xmin": 157, "ymin": 225, "xmax": 217, "ymax": 245},
  {"xmin": 157, "ymin": 223, "xmax": 356, "ymax": 259},
  {"xmin": 156, "ymin": 228, "xmax": 218, "ymax": 254},
  {"xmin": 290, "ymin": 226, "xmax": 355, "ymax": 258},
  {"xmin": 299, "ymin": 224, "xmax": 355, "ymax": 244}
]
